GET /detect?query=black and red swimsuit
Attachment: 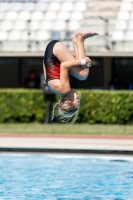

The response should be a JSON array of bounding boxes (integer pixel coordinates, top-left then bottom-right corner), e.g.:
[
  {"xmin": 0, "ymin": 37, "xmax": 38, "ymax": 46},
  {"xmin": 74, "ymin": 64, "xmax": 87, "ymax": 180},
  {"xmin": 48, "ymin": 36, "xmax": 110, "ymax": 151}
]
[{"xmin": 44, "ymin": 40, "xmax": 61, "ymax": 82}]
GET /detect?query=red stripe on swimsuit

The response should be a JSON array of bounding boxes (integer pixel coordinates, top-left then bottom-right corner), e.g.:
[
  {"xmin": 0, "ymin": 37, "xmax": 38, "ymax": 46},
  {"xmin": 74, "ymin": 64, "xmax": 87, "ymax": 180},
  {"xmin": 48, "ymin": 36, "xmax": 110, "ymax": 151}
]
[{"xmin": 46, "ymin": 62, "xmax": 60, "ymax": 81}]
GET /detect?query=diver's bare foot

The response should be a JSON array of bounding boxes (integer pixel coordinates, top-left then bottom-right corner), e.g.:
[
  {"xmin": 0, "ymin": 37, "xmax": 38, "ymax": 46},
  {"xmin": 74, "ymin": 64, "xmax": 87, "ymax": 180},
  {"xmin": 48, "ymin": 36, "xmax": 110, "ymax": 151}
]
[{"xmin": 74, "ymin": 31, "xmax": 98, "ymax": 40}]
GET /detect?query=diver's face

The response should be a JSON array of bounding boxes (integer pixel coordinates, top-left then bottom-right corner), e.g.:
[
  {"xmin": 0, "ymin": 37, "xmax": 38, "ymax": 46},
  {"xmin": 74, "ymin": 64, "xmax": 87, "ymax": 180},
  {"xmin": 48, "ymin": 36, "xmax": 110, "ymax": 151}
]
[
  {"xmin": 73, "ymin": 92, "xmax": 80, "ymax": 107},
  {"xmin": 62, "ymin": 89, "xmax": 80, "ymax": 108}
]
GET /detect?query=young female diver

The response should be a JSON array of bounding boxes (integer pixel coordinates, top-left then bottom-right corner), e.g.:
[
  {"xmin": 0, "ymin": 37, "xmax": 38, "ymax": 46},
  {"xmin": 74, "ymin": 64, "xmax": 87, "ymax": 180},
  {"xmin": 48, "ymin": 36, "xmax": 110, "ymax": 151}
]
[{"xmin": 43, "ymin": 31, "xmax": 98, "ymax": 122}]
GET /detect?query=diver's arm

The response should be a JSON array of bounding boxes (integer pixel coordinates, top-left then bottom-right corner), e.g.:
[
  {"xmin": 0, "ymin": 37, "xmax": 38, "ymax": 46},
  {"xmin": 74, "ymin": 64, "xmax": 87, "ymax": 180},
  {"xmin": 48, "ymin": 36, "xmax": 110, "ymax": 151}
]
[{"xmin": 60, "ymin": 58, "xmax": 90, "ymax": 87}]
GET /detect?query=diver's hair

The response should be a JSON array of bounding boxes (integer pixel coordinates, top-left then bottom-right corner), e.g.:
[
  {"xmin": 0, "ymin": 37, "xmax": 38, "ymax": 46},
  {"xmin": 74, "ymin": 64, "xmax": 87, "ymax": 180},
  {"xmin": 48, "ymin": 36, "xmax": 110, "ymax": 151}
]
[
  {"xmin": 60, "ymin": 99, "xmax": 76, "ymax": 112},
  {"xmin": 51, "ymin": 99, "xmax": 79, "ymax": 123}
]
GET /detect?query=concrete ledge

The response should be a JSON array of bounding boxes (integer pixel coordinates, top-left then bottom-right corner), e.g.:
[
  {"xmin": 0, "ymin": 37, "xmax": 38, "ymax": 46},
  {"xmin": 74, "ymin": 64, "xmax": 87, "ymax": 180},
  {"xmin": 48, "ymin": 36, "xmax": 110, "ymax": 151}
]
[
  {"xmin": 1, "ymin": 134, "xmax": 133, "ymax": 155},
  {"xmin": 0, "ymin": 51, "xmax": 133, "ymax": 58}
]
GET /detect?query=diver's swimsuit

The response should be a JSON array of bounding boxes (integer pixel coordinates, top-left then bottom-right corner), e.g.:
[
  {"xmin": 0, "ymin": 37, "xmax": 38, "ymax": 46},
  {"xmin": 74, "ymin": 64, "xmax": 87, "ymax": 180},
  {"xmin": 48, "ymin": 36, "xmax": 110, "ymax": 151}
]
[
  {"xmin": 44, "ymin": 40, "xmax": 84, "ymax": 83},
  {"xmin": 43, "ymin": 40, "xmax": 71, "ymax": 96},
  {"xmin": 44, "ymin": 40, "xmax": 60, "ymax": 83},
  {"xmin": 43, "ymin": 40, "xmax": 84, "ymax": 95}
]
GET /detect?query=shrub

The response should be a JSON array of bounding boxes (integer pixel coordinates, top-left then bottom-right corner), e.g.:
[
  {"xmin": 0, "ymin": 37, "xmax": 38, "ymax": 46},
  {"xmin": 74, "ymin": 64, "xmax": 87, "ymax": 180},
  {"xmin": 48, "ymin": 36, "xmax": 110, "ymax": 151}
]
[
  {"xmin": 78, "ymin": 90, "xmax": 133, "ymax": 124},
  {"xmin": 0, "ymin": 89, "xmax": 46, "ymax": 123},
  {"xmin": 0, "ymin": 89, "xmax": 133, "ymax": 124}
]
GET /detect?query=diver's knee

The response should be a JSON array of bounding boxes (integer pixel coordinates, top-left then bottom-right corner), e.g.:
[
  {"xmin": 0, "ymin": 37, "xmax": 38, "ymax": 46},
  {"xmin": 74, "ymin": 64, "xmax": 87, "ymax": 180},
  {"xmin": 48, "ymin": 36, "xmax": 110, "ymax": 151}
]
[
  {"xmin": 80, "ymin": 76, "xmax": 88, "ymax": 81},
  {"xmin": 80, "ymin": 71, "xmax": 89, "ymax": 80},
  {"xmin": 79, "ymin": 74, "xmax": 88, "ymax": 81}
]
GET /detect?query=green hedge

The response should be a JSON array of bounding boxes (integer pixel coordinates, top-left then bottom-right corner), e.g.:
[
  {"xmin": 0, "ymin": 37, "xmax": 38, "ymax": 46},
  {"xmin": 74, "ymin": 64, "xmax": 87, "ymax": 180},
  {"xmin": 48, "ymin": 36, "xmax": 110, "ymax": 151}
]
[
  {"xmin": 0, "ymin": 89, "xmax": 133, "ymax": 124},
  {"xmin": 78, "ymin": 90, "xmax": 133, "ymax": 124},
  {"xmin": 0, "ymin": 89, "xmax": 46, "ymax": 123}
]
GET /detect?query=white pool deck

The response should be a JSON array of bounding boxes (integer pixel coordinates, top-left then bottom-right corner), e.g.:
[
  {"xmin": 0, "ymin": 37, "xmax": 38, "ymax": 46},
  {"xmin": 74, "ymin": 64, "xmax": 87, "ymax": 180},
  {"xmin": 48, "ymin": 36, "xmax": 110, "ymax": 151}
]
[{"xmin": 0, "ymin": 134, "xmax": 133, "ymax": 154}]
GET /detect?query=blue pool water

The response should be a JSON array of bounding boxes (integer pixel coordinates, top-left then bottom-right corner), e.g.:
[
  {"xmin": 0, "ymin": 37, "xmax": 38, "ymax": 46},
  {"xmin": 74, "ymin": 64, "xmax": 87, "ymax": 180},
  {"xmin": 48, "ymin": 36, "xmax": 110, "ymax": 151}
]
[{"xmin": 0, "ymin": 154, "xmax": 133, "ymax": 200}]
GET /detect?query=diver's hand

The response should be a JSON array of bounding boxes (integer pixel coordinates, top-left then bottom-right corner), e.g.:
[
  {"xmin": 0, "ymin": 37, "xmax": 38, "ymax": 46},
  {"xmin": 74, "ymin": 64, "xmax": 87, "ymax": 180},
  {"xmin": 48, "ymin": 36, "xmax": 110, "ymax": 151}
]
[{"xmin": 81, "ymin": 57, "xmax": 91, "ymax": 67}]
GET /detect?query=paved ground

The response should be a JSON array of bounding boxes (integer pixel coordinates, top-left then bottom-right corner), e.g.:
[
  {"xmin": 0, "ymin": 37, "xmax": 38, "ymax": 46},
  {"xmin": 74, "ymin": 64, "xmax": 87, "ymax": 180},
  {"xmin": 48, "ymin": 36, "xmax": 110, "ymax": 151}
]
[{"xmin": 0, "ymin": 134, "xmax": 133, "ymax": 154}]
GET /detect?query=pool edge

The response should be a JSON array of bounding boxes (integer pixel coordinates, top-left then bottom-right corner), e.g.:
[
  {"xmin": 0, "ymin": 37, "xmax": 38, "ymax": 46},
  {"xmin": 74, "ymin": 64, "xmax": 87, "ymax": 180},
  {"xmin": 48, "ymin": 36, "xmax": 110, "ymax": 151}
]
[{"xmin": 1, "ymin": 147, "xmax": 133, "ymax": 155}]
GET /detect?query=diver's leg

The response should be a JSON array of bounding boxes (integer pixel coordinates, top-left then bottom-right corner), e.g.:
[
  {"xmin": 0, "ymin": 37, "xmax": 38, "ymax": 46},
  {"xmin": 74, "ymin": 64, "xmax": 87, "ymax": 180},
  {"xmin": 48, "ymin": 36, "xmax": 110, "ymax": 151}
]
[
  {"xmin": 69, "ymin": 32, "xmax": 94, "ymax": 80},
  {"xmin": 75, "ymin": 31, "xmax": 98, "ymax": 40},
  {"xmin": 53, "ymin": 41, "xmax": 76, "ymax": 62},
  {"xmin": 71, "ymin": 31, "xmax": 98, "ymax": 59},
  {"xmin": 53, "ymin": 31, "xmax": 98, "ymax": 80},
  {"xmin": 53, "ymin": 40, "xmax": 88, "ymax": 80},
  {"xmin": 53, "ymin": 30, "xmax": 98, "ymax": 62},
  {"xmin": 71, "ymin": 34, "xmax": 78, "ymax": 60}
]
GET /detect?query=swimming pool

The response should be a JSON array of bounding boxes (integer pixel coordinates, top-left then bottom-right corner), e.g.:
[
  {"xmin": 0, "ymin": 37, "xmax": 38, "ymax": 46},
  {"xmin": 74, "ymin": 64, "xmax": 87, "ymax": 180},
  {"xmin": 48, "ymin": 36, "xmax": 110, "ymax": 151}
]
[{"xmin": 0, "ymin": 153, "xmax": 133, "ymax": 200}]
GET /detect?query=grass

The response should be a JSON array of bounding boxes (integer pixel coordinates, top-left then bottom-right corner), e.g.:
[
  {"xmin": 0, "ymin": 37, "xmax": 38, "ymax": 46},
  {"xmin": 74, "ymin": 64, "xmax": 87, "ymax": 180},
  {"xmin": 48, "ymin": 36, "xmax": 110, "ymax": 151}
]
[{"xmin": 0, "ymin": 123, "xmax": 133, "ymax": 135}]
